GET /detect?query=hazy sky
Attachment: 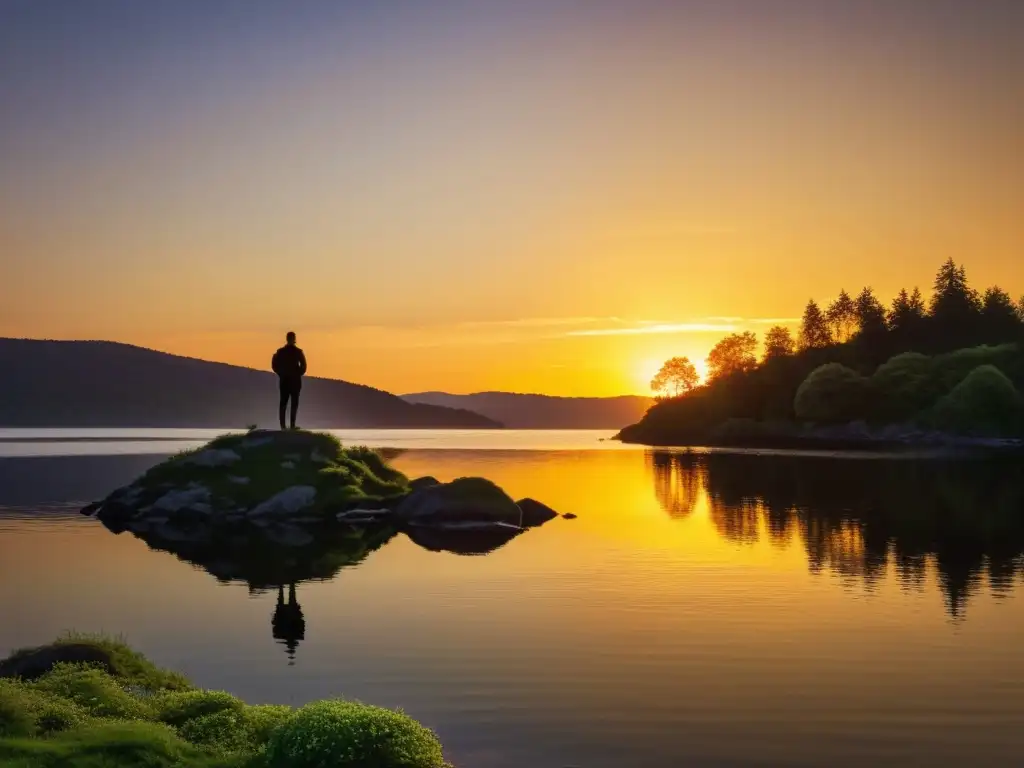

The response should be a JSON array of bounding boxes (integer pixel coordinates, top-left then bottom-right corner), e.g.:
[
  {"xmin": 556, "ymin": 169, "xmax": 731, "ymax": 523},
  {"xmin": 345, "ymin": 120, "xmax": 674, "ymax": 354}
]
[{"xmin": 2, "ymin": 0, "xmax": 1022, "ymax": 395}]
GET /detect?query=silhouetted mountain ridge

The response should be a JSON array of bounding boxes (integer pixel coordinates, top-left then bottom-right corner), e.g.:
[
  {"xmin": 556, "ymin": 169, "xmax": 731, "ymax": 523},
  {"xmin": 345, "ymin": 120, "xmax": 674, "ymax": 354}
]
[
  {"xmin": 402, "ymin": 391, "xmax": 653, "ymax": 428},
  {"xmin": 0, "ymin": 339, "xmax": 501, "ymax": 428}
]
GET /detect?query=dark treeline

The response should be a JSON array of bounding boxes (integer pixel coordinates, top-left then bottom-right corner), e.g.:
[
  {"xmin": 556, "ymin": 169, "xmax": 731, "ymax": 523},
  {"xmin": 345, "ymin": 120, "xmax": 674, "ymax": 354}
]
[
  {"xmin": 625, "ymin": 259, "xmax": 1024, "ymax": 443},
  {"xmin": 648, "ymin": 451, "xmax": 1024, "ymax": 619}
]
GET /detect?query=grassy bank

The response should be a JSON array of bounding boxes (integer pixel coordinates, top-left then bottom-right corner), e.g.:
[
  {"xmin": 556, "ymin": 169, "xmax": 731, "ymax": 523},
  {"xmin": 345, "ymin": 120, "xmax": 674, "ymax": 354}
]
[{"xmin": 0, "ymin": 634, "xmax": 449, "ymax": 767}]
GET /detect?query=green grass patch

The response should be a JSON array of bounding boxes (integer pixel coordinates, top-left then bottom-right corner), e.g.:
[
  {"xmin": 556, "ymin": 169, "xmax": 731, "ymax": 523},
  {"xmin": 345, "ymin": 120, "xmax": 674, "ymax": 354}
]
[
  {"xmin": 0, "ymin": 637, "xmax": 450, "ymax": 767},
  {"xmin": 101, "ymin": 429, "xmax": 411, "ymax": 520}
]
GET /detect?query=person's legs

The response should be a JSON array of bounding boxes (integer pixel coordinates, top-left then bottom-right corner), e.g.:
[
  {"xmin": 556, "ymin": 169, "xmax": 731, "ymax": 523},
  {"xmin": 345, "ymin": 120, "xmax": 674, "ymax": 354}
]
[
  {"xmin": 289, "ymin": 383, "xmax": 301, "ymax": 428},
  {"xmin": 278, "ymin": 380, "xmax": 289, "ymax": 430}
]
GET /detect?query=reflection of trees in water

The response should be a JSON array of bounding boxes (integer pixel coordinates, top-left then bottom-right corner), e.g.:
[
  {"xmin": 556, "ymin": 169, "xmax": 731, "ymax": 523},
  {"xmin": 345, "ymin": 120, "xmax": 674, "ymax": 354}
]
[
  {"xmin": 649, "ymin": 451, "xmax": 702, "ymax": 520},
  {"xmin": 649, "ymin": 451, "xmax": 1024, "ymax": 618}
]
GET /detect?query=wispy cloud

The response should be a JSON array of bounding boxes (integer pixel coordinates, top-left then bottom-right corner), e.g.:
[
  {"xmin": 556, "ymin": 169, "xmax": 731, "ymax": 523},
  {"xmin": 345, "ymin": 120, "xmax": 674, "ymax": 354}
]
[
  {"xmin": 457, "ymin": 316, "xmax": 617, "ymax": 329},
  {"xmin": 747, "ymin": 317, "xmax": 801, "ymax": 325},
  {"xmin": 567, "ymin": 322, "xmax": 739, "ymax": 337}
]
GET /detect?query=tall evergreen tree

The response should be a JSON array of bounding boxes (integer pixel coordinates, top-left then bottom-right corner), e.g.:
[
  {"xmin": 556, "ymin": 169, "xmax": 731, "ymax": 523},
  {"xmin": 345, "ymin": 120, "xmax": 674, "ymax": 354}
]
[
  {"xmin": 800, "ymin": 299, "xmax": 831, "ymax": 350},
  {"xmin": 909, "ymin": 287, "xmax": 926, "ymax": 317},
  {"xmin": 929, "ymin": 259, "xmax": 981, "ymax": 348},
  {"xmin": 826, "ymin": 290, "xmax": 858, "ymax": 343},
  {"xmin": 980, "ymin": 286, "xmax": 1022, "ymax": 343},
  {"xmin": 854, "ymin": 287, "xmax": 887, "ymax": 338}
]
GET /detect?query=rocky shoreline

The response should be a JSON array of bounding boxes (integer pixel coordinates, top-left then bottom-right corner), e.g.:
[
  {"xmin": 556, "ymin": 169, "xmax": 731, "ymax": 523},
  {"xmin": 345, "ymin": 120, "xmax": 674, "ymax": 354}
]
[{"xmin": 616, "ymin": 419, "xmax": 1024, "ymax": 454}]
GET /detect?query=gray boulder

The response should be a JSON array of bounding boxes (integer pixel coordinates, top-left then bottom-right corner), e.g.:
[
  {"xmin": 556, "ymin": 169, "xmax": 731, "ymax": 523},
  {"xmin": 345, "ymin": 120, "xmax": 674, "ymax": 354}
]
[
  {"xmin": 149, "ymin": 483, "xmax": 212, "ymax": 515},
  {"xmin": 515, "ymin": 498, "xmax": 559, "ymax": 528},
  {"xmin": 394, "ymin": 477, "xmax": 522, "ymax": 527},
  {"xmin": 247, "ymin": 486, "xmax": 317, "ymax": 518}
]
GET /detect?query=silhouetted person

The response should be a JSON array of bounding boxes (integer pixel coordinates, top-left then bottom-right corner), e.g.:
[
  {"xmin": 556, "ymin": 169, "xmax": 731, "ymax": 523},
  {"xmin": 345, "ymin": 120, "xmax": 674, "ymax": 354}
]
[
  {"xmin": 271, "ymin": 583, "xmax": 306, "ymax": 665},
  {"xmin": 272, "ymin": 332, "xmax": 306, "ymax": 430}
]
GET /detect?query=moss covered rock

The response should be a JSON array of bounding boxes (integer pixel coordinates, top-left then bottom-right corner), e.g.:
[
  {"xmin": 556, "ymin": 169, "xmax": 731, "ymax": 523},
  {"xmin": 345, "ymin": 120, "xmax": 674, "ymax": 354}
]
[{"xmin": 83, "ymin": 430, "xmax": 409, "ymax": 528}]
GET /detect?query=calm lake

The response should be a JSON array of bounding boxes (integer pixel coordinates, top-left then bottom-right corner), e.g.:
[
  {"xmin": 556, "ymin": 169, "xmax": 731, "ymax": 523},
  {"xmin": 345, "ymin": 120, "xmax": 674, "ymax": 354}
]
[{"xmin": 1, "ymin": 429, "xmax": 1023, "ymax": 767}]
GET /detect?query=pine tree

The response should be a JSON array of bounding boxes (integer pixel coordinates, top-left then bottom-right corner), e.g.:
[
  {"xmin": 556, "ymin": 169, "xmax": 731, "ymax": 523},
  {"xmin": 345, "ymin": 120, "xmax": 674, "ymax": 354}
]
[
  {"xmin": 854, "ymin": 287, "xmax": 887, "ymax": 339},
  {"xmin": 826, "ymin": 290, "xmax": 857, "ymax": 343},
  {"xmin": 980, "ymin": 286, "xmax": 1022, "ymax": 343},
  {"xmin": 800, "ymin": 299, "xmax": 831, "ymax": 349},
  {"xmin": 929, "ymin": 259, "xmax": 981, "ymax": 349}
]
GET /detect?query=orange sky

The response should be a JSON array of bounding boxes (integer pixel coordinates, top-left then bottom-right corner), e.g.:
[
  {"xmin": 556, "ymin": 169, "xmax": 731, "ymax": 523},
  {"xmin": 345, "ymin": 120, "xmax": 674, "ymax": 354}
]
[{"xmin": 1, "ymin": 2, "xmax": 1021, "ymax": 396}]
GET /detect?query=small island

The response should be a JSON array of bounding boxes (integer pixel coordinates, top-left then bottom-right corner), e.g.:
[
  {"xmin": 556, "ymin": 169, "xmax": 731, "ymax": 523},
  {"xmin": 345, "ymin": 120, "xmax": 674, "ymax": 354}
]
[
  {"xmin": 619, "ymin": 260, "xmax": 1024, "ymax": 452},
  {"xmin": 0, "ymin": 633, "xmax": 451, "ymax": 767},
  {"xmin": 81, "ymin": 429, "xmax": 568, "ymax": 551}
]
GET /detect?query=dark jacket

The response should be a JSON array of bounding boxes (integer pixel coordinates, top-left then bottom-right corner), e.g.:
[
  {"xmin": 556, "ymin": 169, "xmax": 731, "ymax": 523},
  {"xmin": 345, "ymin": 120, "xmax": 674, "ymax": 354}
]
[{"xmin": 272, "ymin": 344, "xmax": 307, "ymax": 382}]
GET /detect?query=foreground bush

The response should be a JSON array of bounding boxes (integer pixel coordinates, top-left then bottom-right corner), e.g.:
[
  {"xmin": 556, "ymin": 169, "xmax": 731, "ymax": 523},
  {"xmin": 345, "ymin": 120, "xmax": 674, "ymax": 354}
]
[
  {"xmin": 0, "ymin": 636, "xmax": 450, "ymax": 768},
  {"xmin": 154, "ymin": 689, "xmax": 244, "ymax": 727},
  {"xmin": 266, "ymin": 699, "xmax": 448, "ymax": 768}
]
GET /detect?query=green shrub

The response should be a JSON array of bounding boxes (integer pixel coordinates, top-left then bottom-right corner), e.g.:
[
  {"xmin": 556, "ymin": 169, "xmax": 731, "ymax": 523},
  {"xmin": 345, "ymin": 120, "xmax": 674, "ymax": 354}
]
[
  {"xmin": 13, "ymin": 632, "xmax": 193, "ymax": 691},
  {"xmin": 0, "ymin": 689, "xmax": 36, "ymax": 738},
  {"xmin": 179, "ymin": 710, "xmax": 260, "ymax": 755},
  {"xmin": 870, "ymin": 352, "xmax": 936, "ymax": 421},
  {"xmin": 265, "ymin": 700, "xmax": 446, "ymax": 768},
  {"xmin": 794, "ymin": 364, "xmax": 870, "ymax": 424},
  {"xmin": 30, "ymin": 696, "xmax": 91, "ymax": 735},
  {"xmin": 931, "ymin": 344, "xmax": 1020, "ymax": 392},
  {"xmin": 29, "ymin": 664, "xmax": 153, "ymax": 721},
  {"xmin": 931, "ymin": 364, "xmax": 1023, "ymax": 436},
  {"xmin": 0, "ymin": 680, "xmax": 91, "ymax": 738},
  {"xmin": 178, "ymin": 705, "xmax": 292, "ymax": 755},
  {"xmin": 243, "ymin": 705, "xmax": 294, "ymax": 745},
  {"xmin": 155, "ymin": 689, "xmax": 244, "ymax": 727}
]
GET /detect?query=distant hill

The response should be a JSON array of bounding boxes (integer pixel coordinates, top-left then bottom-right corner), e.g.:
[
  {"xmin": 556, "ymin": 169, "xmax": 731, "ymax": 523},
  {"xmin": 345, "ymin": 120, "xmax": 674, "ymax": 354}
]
[
  {"xmin": 402, "ymin": 391, "xmax": 654, "ymax": 429},
  {"xmin": 0, "ymin": 339, "xmax": 501, "ymax": 429}
]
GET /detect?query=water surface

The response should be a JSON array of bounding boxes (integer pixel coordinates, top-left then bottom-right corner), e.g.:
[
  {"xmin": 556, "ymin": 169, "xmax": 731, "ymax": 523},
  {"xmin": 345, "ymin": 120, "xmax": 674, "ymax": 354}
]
[{"xmin": 1, "ymin": 431, "xmax": 1022, "ymax": 767}]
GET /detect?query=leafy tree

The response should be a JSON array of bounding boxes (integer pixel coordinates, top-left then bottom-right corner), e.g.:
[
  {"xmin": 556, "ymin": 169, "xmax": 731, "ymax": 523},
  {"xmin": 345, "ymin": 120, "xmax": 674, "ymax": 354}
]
[
  {"xmin": 826, "ymin": 290, "xmax": 858, "ymax": 343},
  {"xmin": 1018, "ymin": 295, "xmax": 1024, "ymax": 322},
  {"xmin": 799, "ymin": 300, "xmax": 831, "ymax": 350},
  {"xmin": 763, "ymin": 325, "xmax": 795, "ymax": 361},
  {"xmin": 706, "ymin": 332, "xmax": 758, "ymax": 382},
  {"xmin": 794, "ymin": 363, "xmax": 869, "ymax": 424},
  {"xmin": 980, "ymin": 286, "xmax": 1022, "ymax": 343},
  {"xmin": 650, "ymin": 357, "xmax": 700, "ymax": 399}
]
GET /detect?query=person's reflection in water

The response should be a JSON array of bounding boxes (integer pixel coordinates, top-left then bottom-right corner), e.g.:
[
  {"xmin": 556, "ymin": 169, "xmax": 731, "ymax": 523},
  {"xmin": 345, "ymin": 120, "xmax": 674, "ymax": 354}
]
[{"xmin": 271, "ymin": 583, "xmax": 305, "ymax": 665}]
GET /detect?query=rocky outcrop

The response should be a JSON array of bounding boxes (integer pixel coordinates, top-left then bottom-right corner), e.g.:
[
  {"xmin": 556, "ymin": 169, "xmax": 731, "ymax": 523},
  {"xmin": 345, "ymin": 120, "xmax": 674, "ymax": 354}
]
[
  {"xmin": 394, "ymin": 477, "xmax": 522, "ymax": 527},
  {"xmin": 515, "ymin": 498, "xmax": 559, "ymax": 527},
  {"xmin": 81, "ymin": 430, "xmax": 573, "ymax": 554}
]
